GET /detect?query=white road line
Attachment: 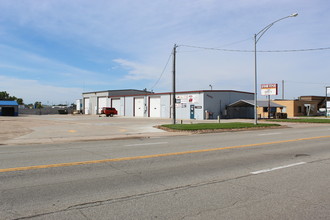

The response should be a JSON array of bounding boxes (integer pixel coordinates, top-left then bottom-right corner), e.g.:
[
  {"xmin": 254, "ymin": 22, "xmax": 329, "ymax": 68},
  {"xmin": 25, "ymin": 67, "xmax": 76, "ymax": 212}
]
[
  {"xmin": 258, "ymin": 132, "xmax": 281, "ymax": 136},
  {"xmin": 124, "ymin": 142, "xmax": 168, "ymax": 147},
  {"xmin": 250, "ymin": 162, "xmax": 306, "ymax": 175}
]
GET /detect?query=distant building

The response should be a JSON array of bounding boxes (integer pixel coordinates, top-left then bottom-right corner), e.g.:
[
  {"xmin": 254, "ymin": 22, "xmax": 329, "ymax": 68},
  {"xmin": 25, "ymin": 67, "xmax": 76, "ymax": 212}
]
[
  {"xmin": 273, "ymin": 96, "xmax": 325, "ymax": 117},
  {"xmin": 226, "ymin": 96, "xmax": 326, "ymax": 119},
  {"xmin": 0, "ymin": 100, "xmax": 19, "ymax": 116}
]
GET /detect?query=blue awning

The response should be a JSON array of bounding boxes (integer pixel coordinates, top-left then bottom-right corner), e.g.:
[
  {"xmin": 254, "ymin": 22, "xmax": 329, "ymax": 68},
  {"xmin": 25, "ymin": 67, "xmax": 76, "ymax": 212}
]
[{"xmin": 0, "ymin": 100, "xmax": 19, "ymax": 106}]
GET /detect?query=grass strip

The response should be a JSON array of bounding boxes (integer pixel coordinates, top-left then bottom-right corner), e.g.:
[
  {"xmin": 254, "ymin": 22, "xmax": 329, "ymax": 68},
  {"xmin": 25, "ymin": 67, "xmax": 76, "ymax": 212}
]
[
  {"xmin": 161, "ymin": 122, "xmax": 280, "ymax": 131},
  {"xmin": 267, "ymin": 118, "xmax": 330, "ymax": 123}
]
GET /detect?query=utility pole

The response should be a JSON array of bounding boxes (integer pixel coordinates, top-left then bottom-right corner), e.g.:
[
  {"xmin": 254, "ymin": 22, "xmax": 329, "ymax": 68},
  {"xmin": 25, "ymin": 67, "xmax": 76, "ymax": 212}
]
[
  {"xmin": 282, "ymin": 80, "xmax": 285, "ymax": 99},
  {"xmin": 172, "ymin": 44, "xmax": 177, "ymax": 124}
]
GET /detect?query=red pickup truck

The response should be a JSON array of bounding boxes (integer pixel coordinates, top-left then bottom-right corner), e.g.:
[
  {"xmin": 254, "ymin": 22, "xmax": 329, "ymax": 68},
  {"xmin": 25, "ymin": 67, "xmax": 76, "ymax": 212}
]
[{"xmin": 100, "ymin": 107, "xmax": 118, "ymax": 117}]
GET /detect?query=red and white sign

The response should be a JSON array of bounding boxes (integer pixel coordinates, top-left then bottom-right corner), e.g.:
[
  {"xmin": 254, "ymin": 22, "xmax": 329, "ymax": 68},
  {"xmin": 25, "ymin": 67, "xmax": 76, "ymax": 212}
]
[{"xmin": 261, "ymin": 84, "xmax": 278, "ymax": 96}]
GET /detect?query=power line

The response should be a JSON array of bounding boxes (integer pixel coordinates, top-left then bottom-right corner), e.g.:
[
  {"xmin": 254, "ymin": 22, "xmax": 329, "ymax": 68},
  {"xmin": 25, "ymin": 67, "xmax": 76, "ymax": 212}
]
[
  {"xmin": 150, "ymin": 52, "xmax": 172, "ymax": 90},
  {"xmin": 179, "ymin": 44, "xmax": 251, "ymax": 52},
  {"xmin": 178, "ymin": 37, "xmax": 253, "ymax": 53},
  {"xmin": 285, "ymin": 80, "xmax": 330, "ymax": 85},
  {"xmin": 259, "ymin": 47, "xmax": 330, "ymax": 52},
  {"xmin": 179, "ymin": 44, "xmax": 330, "ymax": 53}
]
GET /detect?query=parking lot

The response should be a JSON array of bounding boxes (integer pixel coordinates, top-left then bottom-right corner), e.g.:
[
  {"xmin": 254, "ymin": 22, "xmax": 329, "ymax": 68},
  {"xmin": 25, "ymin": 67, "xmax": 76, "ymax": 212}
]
[
  {"xmin": 0, "ymin": 115, "xmax": 190, "ymax": 145},
  {"xmin": 2, "ymin": 114, "xmax": 326, "ymax": 146}
]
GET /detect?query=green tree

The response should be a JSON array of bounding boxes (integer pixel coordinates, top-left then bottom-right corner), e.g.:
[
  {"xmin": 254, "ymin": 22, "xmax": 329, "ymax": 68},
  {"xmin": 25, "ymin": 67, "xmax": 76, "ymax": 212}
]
[
  {"xmin": 34, "ymin": 101, "xmax": 43, "ymax": 109},
  {"xmin": 0, "ymin": 91, "xmax": 10, "ymax": 100},
  {"xmin": 0, "ymin": 91, "xmax": 24, "ymax": 104},
  {"xmin": 16, "ymin": 98, "xmax": 24, "ymax": 105}
]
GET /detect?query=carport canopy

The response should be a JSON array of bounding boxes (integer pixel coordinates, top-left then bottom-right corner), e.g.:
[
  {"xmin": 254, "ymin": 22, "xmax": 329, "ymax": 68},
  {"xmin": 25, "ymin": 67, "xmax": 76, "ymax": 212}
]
[{"xmin": 228, "ymin": 100, "xmax": 284, "ymax": 108}]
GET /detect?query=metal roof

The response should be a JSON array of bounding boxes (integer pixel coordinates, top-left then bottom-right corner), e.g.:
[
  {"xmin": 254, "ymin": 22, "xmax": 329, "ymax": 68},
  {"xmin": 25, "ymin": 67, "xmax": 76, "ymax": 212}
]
[
  {"xmin": 0, "ymin": 100, "xmax": 19, "ymax": 106},
  {"xmin": 82, "ymin": 89, "xmax": 154, "ymax": 95},
  {"xmin": 228, "ymin": 100, "xmax": 284, "ymax": 108}
]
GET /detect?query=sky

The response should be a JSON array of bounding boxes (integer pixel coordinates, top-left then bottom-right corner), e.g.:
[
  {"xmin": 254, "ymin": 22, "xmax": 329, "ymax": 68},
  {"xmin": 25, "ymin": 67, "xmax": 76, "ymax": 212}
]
[{"xmin": 0, "ymin": 0, "xmax": 329, "ymax": 104}]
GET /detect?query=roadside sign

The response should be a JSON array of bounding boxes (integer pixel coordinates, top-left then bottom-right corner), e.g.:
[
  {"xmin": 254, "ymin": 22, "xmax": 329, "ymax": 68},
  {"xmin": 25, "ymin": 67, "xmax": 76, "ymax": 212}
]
[{"xmin": 261, "ymin": 84, "xmax": 278, "ymax": 96}]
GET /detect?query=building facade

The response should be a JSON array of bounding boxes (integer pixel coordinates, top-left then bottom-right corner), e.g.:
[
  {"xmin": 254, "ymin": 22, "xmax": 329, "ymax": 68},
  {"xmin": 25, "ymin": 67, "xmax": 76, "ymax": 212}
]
[
  {"xmin": 82, "ymin": 89, "xmax": 153, "ymax": 115},
  {"xmin": 272, "ymin": 99, "xmax": 320, "ymax": 117},
  {"xmin": 82, "ymin": 89, "xmax": 254, "ymax": 120}
]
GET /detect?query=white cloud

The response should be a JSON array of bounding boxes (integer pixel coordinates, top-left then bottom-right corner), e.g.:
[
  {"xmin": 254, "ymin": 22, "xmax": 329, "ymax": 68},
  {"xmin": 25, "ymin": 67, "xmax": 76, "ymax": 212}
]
[
  {"xmin": 0, "ymin": 75, "xmax": 82, "ymax": 104},
  {"xmin": 113, "ymin": 58, "xmax": 160, "ymax": 80}
]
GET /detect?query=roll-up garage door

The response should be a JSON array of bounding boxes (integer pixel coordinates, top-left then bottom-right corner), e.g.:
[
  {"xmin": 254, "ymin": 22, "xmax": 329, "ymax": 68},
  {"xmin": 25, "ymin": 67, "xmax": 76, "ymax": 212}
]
[
  {"xmin": 149, "ymin": 97, "xmax": 161, "ymax": 117},
  {"xmin": 84, "ymin": 98, "xmax": 90, "ymax": 114},
  {"xmin": 112, "ymin": 98, "xmax": 121, "ymax": 115},
  {"xmin": 134, "ymin": 98, "xmax": 144, "ymax": 117},
  {"xmin": 98, "ymin": 97, "xmax": 107, "ymax": 114}
]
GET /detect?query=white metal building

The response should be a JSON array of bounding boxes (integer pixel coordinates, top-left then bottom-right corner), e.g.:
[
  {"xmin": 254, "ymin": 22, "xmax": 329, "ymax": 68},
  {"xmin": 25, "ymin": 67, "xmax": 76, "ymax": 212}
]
[
  {"xmin": 82, "ymin": 89, "xmax": 153, "ymax": 115},
  {"xmin": 82, "ymin": 89, "xmax": 254, "ymax": 120}
]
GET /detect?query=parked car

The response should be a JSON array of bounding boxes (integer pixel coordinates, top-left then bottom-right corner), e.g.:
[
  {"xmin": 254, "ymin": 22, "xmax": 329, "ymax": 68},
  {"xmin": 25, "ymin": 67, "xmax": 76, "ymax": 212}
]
[{"xmin": 100, "ymin": 107, "xmax": 118, "ymax": 117}]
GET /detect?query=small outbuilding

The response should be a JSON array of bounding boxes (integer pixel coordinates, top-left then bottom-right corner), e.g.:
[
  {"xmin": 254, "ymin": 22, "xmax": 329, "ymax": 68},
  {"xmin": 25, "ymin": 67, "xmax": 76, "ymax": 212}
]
[{"xmin": 0, "ymin": 100, "xmax": 19, "ymax": 116}]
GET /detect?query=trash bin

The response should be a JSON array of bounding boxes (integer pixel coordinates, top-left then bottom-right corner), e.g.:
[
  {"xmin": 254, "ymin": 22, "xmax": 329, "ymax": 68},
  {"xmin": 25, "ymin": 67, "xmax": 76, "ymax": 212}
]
[{"xmin": 205, "ymin": 110, "xmax": 209, "ymax": 120}]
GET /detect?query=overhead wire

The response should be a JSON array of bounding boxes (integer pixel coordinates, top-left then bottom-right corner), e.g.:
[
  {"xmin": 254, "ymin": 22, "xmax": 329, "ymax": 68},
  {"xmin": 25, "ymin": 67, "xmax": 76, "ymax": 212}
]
[
  {"xmin": 285, "ymin": 80, "xmax": 330, "ymax": 85},
  {"xmin": 178, "ymin": 37, "xmax": 253, "ymax": 53},
  {"xmin": 179, "ymin": 44, "xmax": 330, "ymax": 53},
  {"xmin": 150, "ymin": 52, "xmax": 172, "ymax": 91},
  {"xmin": 149, "ymin": 41, "xmax": 329, "ymax": 91}
]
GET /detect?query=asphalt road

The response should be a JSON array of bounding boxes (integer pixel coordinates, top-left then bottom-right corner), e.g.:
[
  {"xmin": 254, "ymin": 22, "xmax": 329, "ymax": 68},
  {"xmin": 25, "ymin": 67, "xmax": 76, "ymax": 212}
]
[{"xmin": 1, "ymin": 125, "xmax": 330, "ymax": 219}]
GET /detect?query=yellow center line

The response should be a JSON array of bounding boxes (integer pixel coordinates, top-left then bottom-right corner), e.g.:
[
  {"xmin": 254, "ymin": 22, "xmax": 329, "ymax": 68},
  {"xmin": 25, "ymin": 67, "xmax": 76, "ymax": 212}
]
[{"xmin": 1, "ymin": 135, "xmax": 330, "ymax": 173}]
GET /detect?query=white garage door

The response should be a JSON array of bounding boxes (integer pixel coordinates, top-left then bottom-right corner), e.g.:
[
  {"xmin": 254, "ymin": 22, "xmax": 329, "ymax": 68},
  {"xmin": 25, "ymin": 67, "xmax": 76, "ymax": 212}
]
[
  {"xmin": 112, "ymin": 98, "xmax": 121, "ymax": 115},
  {"xmin": 84, "ymin": 98, "xmax": 90, "ymax": 114},
  {"xmin": 98, "ymin": 97, "xmax": 107, "ymax": 114},
  {"xmin": 134, "ymin": 98, "xmax": 144, "ymax": 117},
  {"xmin": 149, "ymin": 97, "xmax": 161, "ymax": 117}
]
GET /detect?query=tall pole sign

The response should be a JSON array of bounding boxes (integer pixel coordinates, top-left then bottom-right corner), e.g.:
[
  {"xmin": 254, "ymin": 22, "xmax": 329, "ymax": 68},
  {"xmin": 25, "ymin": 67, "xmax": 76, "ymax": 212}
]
[
  {"xmin": 261, "ymin": 84, "xmax": 278, "ymax": 118},
  {"xmin": 261, "ymin": 84, "xmax": 278, "ymax": 96}
]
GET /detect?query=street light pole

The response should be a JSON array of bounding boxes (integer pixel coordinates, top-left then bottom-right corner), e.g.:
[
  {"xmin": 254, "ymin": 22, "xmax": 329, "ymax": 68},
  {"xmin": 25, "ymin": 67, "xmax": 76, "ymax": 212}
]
[{"xmin": 254, "ymin": 13, "xmax": 298, "ymax": 125}]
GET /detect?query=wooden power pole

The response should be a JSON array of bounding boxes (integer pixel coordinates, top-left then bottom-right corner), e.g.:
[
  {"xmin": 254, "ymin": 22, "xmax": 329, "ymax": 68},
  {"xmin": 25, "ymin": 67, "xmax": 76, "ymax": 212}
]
[{"xmin": 172, "ymin": 44, "xmax": 177, "ymax": 124}]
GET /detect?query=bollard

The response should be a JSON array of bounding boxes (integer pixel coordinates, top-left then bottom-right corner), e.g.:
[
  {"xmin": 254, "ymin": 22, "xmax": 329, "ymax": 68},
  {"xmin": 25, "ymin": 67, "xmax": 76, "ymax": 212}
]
[{"xmin": 218, "ymin": 115, "xmax": 221, "ymax": 123}]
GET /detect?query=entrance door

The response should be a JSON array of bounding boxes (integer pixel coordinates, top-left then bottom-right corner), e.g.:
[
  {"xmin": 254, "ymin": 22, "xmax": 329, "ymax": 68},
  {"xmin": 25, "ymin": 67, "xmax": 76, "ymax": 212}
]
[
  {"xmin": 1, "ymin": 107, "xmax": 15, "ymax": 116},
  {"xmin": 97, "ymin": 97, "xmax": 107, "ymax": 114},
  {"xmin": 149, "ymin": 97, "xmax": 161, "ymax": 117},
  {"xmin": 134, "ymin": 98, "xmax": 144, "ymax": 117},
  {"xmin": 112, "ymin": 99, "xmax": 121, "ymax": 115},
  {"xmin": 190, "ymin": 105, "xmax": 195, "ymax": 119},
  {"xmin": 84, "ymin": 98, "xmax": 90, "ymax": 114}
]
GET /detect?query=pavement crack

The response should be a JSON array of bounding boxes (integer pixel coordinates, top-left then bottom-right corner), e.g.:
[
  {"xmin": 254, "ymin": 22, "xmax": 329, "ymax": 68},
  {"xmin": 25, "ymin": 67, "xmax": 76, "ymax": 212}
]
[
  {"xmin": 78, "ymin": 209, "xmax": 92, "ymax": 220},
  {"xmin": 180, "ymin": 200, "xmax": 241, "ymax": 220},
  {"xmin": 65, "ymin": 173, "xmax": 253, "ymax": 211}
]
